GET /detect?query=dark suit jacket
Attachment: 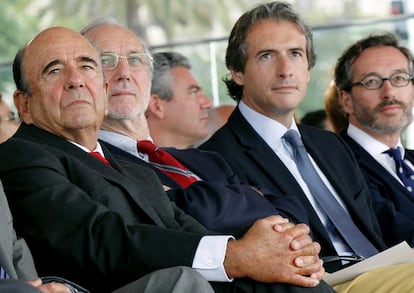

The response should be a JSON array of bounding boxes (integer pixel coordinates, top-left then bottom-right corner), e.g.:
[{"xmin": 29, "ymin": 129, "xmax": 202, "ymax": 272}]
[
  {"xmin": 200, "ymin": 107, "xmax": 386, "ymax": 271},
  {"xmin": 340, "ymin": 131, "xmax": 414, "ymax": 247},
  {"xmin": 0, "ymin": 123, "xmax": 206, "ymax": 291},
  {"xmin": 102, "ymin": 141, "xmax": 309, "ymax": 235}
]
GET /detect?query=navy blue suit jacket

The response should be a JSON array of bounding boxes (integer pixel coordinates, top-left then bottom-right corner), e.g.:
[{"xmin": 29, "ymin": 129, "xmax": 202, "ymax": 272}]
[
  {"xmin": 102, "ymin": 141, "xmax": 309, "ymax": 235},
  {"xmin": 200, "ymin": 107, "xmax": 386, "ymax": 271},
  {"xmin": 340, "ymin": 130, "xmax": 414, "ymax": 247}
]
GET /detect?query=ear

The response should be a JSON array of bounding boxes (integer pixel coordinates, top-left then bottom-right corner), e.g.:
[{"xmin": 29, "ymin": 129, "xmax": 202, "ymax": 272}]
[
  {"xmin": 339, "ymin": 90, "xmax": 354, "ymax": 115},
  {"xmin": 230, "ymin": 69, "xmax": 244, "ymax": 86},
  {"xmin": 13, "ymin": 90, "xmax": 33, "ymax": 124},
  {"xmin": 147, "ymin": 94, "xmax": 164, "ymax": 119}
]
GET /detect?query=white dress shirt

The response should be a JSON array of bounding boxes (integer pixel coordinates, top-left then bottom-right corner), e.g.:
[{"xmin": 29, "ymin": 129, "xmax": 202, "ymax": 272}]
[
  {"xmin": 347, "ymin": 124, "xmax": 414, "ymax": 186},
  {"xmin": 97, "ymin": 131, "xmax": 233, "ymax": 281},
  {"xmin": 239, "ymin": 101, "xmax": 353, "ymax": 256}
]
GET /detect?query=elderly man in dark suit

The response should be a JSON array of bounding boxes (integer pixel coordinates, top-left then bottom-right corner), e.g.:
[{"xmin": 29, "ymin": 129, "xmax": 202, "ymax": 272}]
[
  {"xmin": 200, "ymin": 1, "xmax": 414, "ymax": 292},
  {"xmin": 335, "ymin": 33, "xmax": 414, "ymax": 247},
  {"xmin": 0, "ymin": 23, "xmax": 334, "ymax": 293}
]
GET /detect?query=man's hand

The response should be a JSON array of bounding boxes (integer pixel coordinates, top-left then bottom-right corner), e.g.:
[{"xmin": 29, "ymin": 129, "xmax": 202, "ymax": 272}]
[
  {"xmin": 27, "ymin": 279, "xmax": 72, "ymax": 293},
  {"xmin": 224, "ymin": 215, "xmax": 324, "ymax": 287}
]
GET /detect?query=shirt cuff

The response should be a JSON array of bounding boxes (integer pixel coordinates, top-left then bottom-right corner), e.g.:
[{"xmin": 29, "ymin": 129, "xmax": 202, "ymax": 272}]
[{"xmin": 192, "ymin": 235, "xmax": 234, "ymax": 282}]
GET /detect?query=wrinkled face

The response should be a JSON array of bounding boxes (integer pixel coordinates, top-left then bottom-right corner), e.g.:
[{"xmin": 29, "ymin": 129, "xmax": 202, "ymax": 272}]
[
  {"xmin": 160, "ymin": 66, "xmax": 212, "ymax": 144},
  {"xmin": 342, "ymin": 46, "xmax": 414, "ymax": 134},
  {"xmin": 84, "ymin": 24, "xmax": 152, "ymax": 120},
  {"xmin": 0, "ymin": 98, "xmax": 19, "ymax": 143},
  {"xmin": 231, "ymin": 20, "xmax": 310, "ymax": 126},
  {"xmin": 20, "ymin": 27, "xmax": 107, "ymax": 138}
]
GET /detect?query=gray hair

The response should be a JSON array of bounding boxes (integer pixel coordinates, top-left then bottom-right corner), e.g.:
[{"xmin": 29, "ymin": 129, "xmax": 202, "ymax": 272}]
[
  {"xmin": 81, "ymin": 16, "xmax": 152, "ymax": 57},
  {"xmin": 151, "ymin": 52, "xmax": 191, "ymax": 101}
]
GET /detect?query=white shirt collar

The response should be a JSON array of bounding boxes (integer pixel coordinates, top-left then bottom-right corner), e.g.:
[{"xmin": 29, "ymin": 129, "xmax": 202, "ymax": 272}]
[
  {"xmin": 99, "ymin": 130, "xmax": 151, "ymax": 161},
  {"xmin": 347, "ymin": 124, "xmax": 404, "ymax": 157},
  {"xmin": 238, "ymin": 100, "xmax": 299, "ymax": 151},
  {"xmin": 68, "ymin": 140, "xmax": 105, "ymax": 156}
]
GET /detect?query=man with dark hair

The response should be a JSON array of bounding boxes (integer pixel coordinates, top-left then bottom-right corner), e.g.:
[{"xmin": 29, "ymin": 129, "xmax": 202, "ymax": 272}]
[
  {"xmin": 201, "ymin": 1, "xmax": 414, "ymax": 291},
  {"xmin": 335, "ymin": 32, "xmax": 414, "ymax": 247}
]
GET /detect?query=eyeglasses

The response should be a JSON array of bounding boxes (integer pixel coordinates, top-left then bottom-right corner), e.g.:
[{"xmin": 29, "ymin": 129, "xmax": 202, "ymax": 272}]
[
  {"xmin": 350, "ymin": 72, "xmax": 414, "ymax": 90},
  {"xmin": 101, "ymin": 52, "xmax": 153, "ymax": 70}
]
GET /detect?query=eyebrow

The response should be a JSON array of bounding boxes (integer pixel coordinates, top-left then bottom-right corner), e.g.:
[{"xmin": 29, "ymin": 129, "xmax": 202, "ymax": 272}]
[{"xmin": 41, "ymin": 56, "xmax": 99, "ymax": 75}]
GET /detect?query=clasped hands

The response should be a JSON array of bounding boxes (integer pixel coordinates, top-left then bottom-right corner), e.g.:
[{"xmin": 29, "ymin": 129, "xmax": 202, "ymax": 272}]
[{"xmin": 224, "ymin": 215, "xmax": 324, "ymax": 287}]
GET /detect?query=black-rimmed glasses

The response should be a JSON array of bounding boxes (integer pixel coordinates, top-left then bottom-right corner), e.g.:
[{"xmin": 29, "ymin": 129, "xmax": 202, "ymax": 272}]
[{"xmin": 350, "ymin": 72, "xmax": 414, "ymax": 90}]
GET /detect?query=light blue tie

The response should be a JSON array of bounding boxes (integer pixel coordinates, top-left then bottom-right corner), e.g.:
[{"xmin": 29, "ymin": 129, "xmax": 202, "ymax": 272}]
[
  {"xmin": 283, "ymin": 129, "xmax": 378, "ymax": 258},
  {"xmin": 0, "ymin": 265, "xmax": 10, "ymax": 279}
]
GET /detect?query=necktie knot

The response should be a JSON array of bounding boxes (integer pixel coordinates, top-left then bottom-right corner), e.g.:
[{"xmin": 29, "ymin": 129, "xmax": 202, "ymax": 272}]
[
  {"xmin": 138, "ymin": 140, "xmax": 158, "ymax": 154},
  {"xmin": 283, "ymin": 130, "xmax": 304, "ymax": 148},
  {"xmin": 89, "ymin": 151, "xmax": 112, "ymax": 167},
  {"xmin": 384, "ymin": 147, "xmax": 403, "ymax": 161}
]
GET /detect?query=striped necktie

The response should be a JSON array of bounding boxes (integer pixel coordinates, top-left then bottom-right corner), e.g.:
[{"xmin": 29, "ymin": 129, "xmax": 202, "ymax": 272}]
[{"xmin": 138, "ymin": 140, "xmax": 199, "ymax": 188}]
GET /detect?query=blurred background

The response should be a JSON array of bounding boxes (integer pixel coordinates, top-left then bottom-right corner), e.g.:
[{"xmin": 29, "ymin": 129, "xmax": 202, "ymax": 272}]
[{"xmin": 1, "ymin": 0, "xmax": 413, "ymax": 142}]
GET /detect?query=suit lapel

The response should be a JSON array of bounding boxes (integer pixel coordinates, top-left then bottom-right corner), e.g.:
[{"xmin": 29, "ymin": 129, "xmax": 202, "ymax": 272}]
[
  {"xmin": 15, "ymin": 124, "xmax": 166, "ymax": 227},
  {"xmin": 227, "ymin": 110, "xmax": 331, "ymax": 241}
]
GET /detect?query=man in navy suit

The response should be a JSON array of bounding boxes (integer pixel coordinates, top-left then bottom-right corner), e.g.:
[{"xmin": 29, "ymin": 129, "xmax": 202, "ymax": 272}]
[
  {"xmin": 200, "ymin": 1, "xmax": 414, "ymax": 291},
  {"xmin": 335, "ymin": 33, "xmax": 414, "ymax": 247}
]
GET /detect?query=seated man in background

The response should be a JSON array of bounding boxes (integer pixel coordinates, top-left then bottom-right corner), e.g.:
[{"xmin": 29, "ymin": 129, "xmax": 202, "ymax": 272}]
[
  {"xmin": 82, "ymin": 17, "xmax": 309, "ymax": 234},
  {"xmin": 0, "ymin": 25, "xmax": 331, "ymax": 292},
  {"xmin": 0, "ymin": 92, "xmax": 20, "ymax": 143},
  {"xmin": 335, "ymin": 32, "xmax": 414, "ymax": 247},
  {"xmin": 146, "ymin": 51, "xmax": 213, "ymax": 148}
]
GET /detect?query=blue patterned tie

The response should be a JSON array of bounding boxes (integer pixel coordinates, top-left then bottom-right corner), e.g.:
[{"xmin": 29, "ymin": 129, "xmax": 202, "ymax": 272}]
[
  {"xmin": 384, "ymin": 147, "xmax": 414, "ymax": 193},
  {"xmin": 0, "ymin": 265, "xmax": 10, "ymax": 279},
  {"xmin": 283, "ymin": 130, "xmax": 378, "ymax": 258}
]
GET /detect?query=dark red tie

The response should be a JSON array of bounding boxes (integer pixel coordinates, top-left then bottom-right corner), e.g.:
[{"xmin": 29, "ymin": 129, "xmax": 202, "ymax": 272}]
[
  {"xmin": 138, "ymin": 140, "xmax": 198, "ymax": 188},
  {"xmin": 89, "ymin": 151, "xmax": 112, "ymax": 168}
]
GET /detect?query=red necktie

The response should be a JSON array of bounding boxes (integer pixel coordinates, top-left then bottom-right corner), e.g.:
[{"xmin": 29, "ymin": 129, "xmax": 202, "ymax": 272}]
[
  {"xmin": 138, "ymin": 140, "xmax": 198, "ymax": 188},
  {"xmin": 89, "ymin": 151, "xmax": 112, "ymax": 168}
]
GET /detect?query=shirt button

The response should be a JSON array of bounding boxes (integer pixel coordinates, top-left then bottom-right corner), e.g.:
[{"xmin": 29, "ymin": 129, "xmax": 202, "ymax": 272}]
[{"xmin": 205, "ymin": 258, "xmax": 215, "ymax": 267}]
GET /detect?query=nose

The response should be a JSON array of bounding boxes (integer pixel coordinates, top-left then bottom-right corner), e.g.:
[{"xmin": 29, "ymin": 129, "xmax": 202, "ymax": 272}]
[
  {"xmin": 115, "ymin": 58, "xmax": 132, "ymax": 81},
  {"xmin": 64, "ymin": 68, "xmax": 85, "ymax": 90},
  {"xmin": 200, "ymin": 93, "xmax": 213, "ymax": 109},
  {"xmin": 277, "ymin": 56, "xmax": 293, "ymax": 78},
  {"xmin": 380, "ymin": 79, "xmax": 395, "ymax": 99}
]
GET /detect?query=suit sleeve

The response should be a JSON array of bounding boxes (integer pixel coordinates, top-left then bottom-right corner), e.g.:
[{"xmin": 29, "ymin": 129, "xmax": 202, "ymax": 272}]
[
  {"xmin": 0, "ymin": 139, "xmax": 204, "ymax": 290},
  {"xmin": 12, "ymin": 231, "xmax": 38, "ymax": 281}
]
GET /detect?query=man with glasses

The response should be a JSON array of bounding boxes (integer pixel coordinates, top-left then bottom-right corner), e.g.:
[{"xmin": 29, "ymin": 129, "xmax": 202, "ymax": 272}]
[{"xmin": 336, "ymin": 33, "xmax": 414, "ymax": 247}]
